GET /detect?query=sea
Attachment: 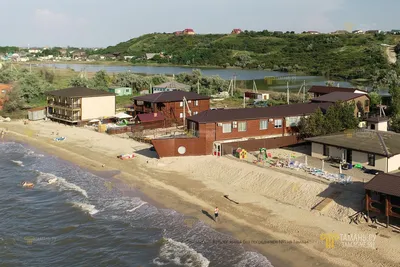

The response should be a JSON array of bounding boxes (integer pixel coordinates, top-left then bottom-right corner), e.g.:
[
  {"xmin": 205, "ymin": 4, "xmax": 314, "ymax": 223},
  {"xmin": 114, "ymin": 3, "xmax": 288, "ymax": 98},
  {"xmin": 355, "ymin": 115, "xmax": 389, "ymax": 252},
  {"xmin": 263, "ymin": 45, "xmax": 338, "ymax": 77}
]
[{"xmin": 0, "ymin": 141, "xmax": 273, "ymax": 267}]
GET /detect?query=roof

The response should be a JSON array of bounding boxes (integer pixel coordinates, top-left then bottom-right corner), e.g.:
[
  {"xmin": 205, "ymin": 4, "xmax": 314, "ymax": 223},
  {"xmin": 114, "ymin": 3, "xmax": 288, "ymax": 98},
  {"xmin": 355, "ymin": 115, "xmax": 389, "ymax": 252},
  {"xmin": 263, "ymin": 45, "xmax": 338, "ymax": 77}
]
[
  {"xmin": 184, "ymin": 29, "xmax": 194, "ymax": 32},
  {"xmin": 308, "ymin": 86, "xmax": 367, "ymax": 94},
  {"xmin": 28, "ymin": 107, "xmax": 46, "ymax": 112},
  {"xmin": 133, "ymin": 91, "xmax": 210, "ymax": 103},
  {"xmin": 365, "ymin": 173, "xmax": 400, "ymax": 197},
  {"xmin": 365, "ymin": 116, "xmax": 389, "ymax": 123},
  {"xmin": 188, "ymin": 102, "xmax": 333, "ymax": 124},
  {"xmin": 46, "ymin": 87, "xmax": 115, "ymax": 97},
  {"xmin": 0, "ymin": 84, "xmax": 12, "ymax": 92},
  {"xmin": 153, "ymin": 81, "xmax": 191, "ymax": 91},
  {"xmin": 305, "ymin": 129, "xmax": 400, "ymax": 157},
  {"xmin": 137, "ymin": 113, "xmax": 165, "ymax": 123},
  {"xmin": 311, "ymin": 92, "xmax": 368, "ymax": 103}
]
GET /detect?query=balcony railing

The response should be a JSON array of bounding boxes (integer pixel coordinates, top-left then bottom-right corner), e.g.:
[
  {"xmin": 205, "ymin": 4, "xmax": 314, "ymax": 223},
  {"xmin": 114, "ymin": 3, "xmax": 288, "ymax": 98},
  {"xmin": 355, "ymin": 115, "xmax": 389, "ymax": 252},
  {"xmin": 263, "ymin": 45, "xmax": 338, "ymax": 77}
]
[
  {"xmin": 48, "ymin": 113, "xmax": 81, "ymax": 122},
  {"xmin": 48, "ymin": 102, "xmax": 81, "ymax": 109},
  {"xmin": 135, "ymin": 106, "xmax": 153, "ymax": 113}
]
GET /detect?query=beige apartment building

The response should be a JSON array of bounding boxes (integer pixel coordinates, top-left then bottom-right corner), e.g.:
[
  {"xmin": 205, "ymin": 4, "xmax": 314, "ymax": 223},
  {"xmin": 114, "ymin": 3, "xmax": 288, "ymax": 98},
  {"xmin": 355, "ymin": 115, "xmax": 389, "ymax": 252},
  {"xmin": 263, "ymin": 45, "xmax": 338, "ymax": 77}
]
[{"xmin": 46, "ymin": 87, "xmax": 116, "ymax": 124}]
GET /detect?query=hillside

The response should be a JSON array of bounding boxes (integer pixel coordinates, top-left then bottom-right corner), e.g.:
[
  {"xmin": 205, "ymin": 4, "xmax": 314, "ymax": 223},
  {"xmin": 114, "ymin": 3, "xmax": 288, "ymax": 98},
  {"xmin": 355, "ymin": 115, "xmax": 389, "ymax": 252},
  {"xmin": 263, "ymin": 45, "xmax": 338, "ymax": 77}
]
[{"xmin": 96, "ymin": 31, "xmax": 400, "ymax": 80}]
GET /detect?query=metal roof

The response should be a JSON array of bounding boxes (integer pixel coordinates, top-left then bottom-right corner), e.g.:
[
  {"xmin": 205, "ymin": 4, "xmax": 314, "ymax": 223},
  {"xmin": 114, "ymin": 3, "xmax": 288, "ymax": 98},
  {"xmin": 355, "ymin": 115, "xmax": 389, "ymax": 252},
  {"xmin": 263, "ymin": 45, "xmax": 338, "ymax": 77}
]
[
  {"xmin": 311, "ymin": 92, "xmax": 369, "ymax": 103},
  {"xmin": 306, "ymin": 129, "xmax": 400, "ymax": 157},
  {"xmin": 153, "ymin": 81, "xmax": 190, "ymax": 90},
  {"xmin": 365, "ymin": 173, "xmax": 400, "ymax": 197},
  {"xmin": 308, "ymin": 86, "xmax": 366, "ymax": 94},
  {"xmin": 133, "ymin": 91, "xmax": 210, "ymax": 103},
  {"xmin": 187, "ymin": 102, "xmax": 332, "ymax": 123},
  {"xmin": 46, "ymin": 87, "xmax": 115, "ymax": 97}
]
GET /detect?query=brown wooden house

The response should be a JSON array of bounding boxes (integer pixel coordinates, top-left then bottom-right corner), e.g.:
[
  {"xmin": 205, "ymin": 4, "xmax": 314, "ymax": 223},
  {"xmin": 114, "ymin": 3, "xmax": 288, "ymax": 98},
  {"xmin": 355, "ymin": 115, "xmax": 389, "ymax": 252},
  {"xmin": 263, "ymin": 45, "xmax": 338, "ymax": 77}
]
[
  {"xmin": 152, "ymin": 102, "xmax": 333, "ymax": 157},
  {"xmin": 133, "ymin": 91, "xmax": 210, "ymax": 125},
  {"xmin": 308, "ymin": 86, "xmax": 367, "ymax": 98}
]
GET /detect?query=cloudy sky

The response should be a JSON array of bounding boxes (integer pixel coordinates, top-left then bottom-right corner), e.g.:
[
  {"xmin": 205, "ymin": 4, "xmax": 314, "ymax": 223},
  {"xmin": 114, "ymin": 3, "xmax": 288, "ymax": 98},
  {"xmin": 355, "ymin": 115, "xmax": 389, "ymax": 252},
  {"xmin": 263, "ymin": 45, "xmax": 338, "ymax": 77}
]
[{"xmin": 1, "ymin": 0, "xmax": 398, "ymax": 48}]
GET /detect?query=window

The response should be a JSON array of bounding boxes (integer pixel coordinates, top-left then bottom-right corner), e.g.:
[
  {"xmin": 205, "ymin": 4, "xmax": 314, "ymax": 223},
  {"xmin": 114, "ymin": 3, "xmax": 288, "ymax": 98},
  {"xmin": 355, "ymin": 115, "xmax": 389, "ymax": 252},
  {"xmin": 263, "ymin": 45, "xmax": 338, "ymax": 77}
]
[
  {"xmin": 193, "ymin": 111, "xmax": 198, "ymax": 115},
  {"xmin": 368, "ymin": 154, "xmax": 375, "ymax": 166},
  {"xmin": 286, "ymin": 116, "xmax": 301, "ymax": 127},
  {"xmin": 274, "ymin": 119, "xmax": 283, "ymax": 128},
  {"xmin": 260, "ymin": 119, "xmax": 268, "ymax": 130},
  {"xmin": 195, "ymin": 100, "xmax": 199, "ymax": 106},
  {"xmin": 222, "ymin": 123, "xmax": 232, "ymax": 133},
  {"xmin": 323, "ymin": 145, "xmax": 329, "ymax": 156},
  {"xmin": 125, "ymin": 89, "xmax": 130, "ymax": 93},
  {"xmin": 238, "ymin": 122, "xmax": 247, "ymax": 132},
  {"xmin": 365, "ymin": 100, "xmax": 370, "ymax": 108},
  {"xmin": 180, "ymin": 102, "xmax": 183, "ymax": 107},
  {"xmin": 180, "ymin": 113, "xmax": 183, "ymax": 118}
]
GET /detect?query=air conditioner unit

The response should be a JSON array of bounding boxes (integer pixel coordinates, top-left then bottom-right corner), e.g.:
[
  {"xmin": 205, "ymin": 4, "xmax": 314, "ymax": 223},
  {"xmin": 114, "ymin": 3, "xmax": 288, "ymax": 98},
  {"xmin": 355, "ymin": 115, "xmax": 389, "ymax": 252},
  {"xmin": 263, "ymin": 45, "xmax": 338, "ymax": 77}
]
[{"xmin": 217, "ymin": 123, "xmax": 223, "ymax": 126}]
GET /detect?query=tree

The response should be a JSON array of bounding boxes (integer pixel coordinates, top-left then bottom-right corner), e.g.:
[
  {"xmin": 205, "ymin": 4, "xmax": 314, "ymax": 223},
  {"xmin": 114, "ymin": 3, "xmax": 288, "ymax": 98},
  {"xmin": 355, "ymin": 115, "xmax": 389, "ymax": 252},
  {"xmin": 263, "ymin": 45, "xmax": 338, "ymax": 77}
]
[
  {"xmin": 69, "ymin": 76, "xmax": 91, "ymax": 88},
  {"xmin": 91, "ymin": 70, "xmax": 110, "ymax": 90},
  {"xmin": 3, "ymin": 86, "xmax": 25, "ymax": 112}
]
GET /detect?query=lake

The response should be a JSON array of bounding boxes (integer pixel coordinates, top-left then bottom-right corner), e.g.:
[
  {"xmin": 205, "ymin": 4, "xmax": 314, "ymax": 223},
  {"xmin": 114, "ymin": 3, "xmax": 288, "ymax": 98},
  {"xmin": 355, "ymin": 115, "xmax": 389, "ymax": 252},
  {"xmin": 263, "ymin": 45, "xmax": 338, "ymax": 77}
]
[{"xmin": 33, "ymin": 63, "xmax": 354, "ymax": 91}]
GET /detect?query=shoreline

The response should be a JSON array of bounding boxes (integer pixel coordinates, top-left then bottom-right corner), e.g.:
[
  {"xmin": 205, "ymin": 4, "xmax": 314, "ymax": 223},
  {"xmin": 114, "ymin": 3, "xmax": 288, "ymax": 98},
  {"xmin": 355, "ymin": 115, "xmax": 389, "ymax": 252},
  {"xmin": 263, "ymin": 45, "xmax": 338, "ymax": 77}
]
[{"xmin": 2, "ymin": 120, "xmax": 400, "ymax": 267}]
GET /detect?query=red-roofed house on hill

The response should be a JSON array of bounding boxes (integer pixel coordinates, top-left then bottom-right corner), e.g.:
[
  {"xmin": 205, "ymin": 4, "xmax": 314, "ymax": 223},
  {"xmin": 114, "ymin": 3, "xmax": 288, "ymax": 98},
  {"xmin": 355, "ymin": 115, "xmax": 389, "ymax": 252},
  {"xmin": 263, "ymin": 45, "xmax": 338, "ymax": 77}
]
[
  {"xmin": 133, "ymin": 91, "xmax": 210, "ymax": 125},
  {"xmin": 231, "ymin": 29, "xmax": 242, "ymax": 34},
  {"xmin": 174, "ymin": 31, "xmax": 183, "ymax": 36},
  {"xmin": 0, "ymin": 84, "xmax": 13, "ymax": 111},
  {"xmin": 151, "ymin": 102, "xmax": 333, "ymax": 158},
  {"xmin": 183, "ymin": 29, "xmax": 195, "ymax": 35}
]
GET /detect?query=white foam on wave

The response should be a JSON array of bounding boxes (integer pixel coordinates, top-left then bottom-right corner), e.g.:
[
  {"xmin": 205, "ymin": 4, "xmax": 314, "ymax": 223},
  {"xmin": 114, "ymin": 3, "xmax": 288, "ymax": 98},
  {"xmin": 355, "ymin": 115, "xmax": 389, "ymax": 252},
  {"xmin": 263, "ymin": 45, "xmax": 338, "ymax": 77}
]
[
  {"xmin": 153, "ymin": 238, "xmax": 210, "ymax": 267},
  {"xmin": 36, "ymin": 172, "xmax": 88, "ymax": 198},
  {"xmin": 71, "ymin": 202, "xmax": 99, "ymax": 215},
  {"xmin": 127, "ymin": 202, "xmax": 147, "ymax": 212},
  {"xmin": 233, "ymin": 251, "xmax": 273, "ymax": 267},
  {"xmin": 11, "ymin": 160, "xmax": 24, "ymax": 167}
]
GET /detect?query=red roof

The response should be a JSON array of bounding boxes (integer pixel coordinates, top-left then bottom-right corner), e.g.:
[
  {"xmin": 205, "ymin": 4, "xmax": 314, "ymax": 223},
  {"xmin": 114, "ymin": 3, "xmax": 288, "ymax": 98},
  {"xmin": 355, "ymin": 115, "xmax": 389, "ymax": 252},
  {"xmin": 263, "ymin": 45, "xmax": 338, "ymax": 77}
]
[
  {"xmin": 184, "ymin": 29, "xmax": 194, "ymax": 32},
  {"xmin": 137, "ymin": 113, "xmax": 165, "ymax": 123}
]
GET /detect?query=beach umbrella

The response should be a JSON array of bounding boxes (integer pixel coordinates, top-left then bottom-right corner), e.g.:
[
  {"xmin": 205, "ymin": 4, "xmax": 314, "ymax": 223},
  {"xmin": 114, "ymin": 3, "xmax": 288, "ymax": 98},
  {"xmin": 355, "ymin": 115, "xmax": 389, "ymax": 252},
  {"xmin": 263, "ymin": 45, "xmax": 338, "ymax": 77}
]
[{"xmin": 322, "ymin": 160, "xmax": 324, "ymax": 171}]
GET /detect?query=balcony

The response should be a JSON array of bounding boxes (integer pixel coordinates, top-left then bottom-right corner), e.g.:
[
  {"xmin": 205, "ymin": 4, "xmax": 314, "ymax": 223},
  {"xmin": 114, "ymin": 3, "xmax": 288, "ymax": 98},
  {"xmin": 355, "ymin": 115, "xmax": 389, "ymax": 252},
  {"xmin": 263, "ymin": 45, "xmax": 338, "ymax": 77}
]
[
  {"xmin": 48, "ymin": 101, "xmax": 81, "ymax": 110},
  {"xmin": 48, "ymin": 113, "xmax": 81, "ymax": 122}
]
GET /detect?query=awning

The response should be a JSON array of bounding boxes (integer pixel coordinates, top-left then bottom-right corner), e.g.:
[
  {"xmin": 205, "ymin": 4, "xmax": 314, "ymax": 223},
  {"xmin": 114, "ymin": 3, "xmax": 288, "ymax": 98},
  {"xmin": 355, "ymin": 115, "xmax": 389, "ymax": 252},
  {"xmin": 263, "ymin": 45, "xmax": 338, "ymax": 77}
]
[
  {"xmin": 137, "ymin": 113, "xmax": 165, "ymax": 123},
  {"xmin": 88, "ymin": 119, "xmax": 100, "ymax": 123},
  {"xmin": 115, "ymin": 112, "xmax": 133, "ymax": 119}
]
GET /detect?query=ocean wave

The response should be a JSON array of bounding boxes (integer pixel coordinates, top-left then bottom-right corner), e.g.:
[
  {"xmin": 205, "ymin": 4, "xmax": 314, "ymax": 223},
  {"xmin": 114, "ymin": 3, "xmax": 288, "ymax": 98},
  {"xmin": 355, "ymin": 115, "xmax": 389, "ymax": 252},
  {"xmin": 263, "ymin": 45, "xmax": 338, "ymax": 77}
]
[
  {"xmin": 10, "ymin": 160, "xmax": 24, "ymax": 167},
  {"xmin": 127, "ymin": 202, "xmax": 147, "ymax": 212},
  {"xmin": 153, "ymin": 238, "xmax": 210, "ymax": 267},
  {"xmin": 71, "ymin": 202, "xmax": 99, "ymax": 215},
  {"xmin": 36, "ymin": 172, "xmax": 88, "ymax": 198},
  {"xmin": 234, "ymin": 251, "xmax": 273, "ymax": 267}
]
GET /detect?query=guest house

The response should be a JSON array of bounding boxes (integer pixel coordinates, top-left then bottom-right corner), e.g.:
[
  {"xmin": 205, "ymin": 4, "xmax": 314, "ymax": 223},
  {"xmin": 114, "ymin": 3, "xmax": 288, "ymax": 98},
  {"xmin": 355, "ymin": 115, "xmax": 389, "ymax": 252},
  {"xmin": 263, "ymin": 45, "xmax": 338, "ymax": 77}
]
[
  {"xmin": 46, "ymin": 87, "xmax": 116, "ymax": 125},
  {"xmin": 308, "ymin": 85, "xmax": 368, "ymax": 98},
  {"xmin": 152, "ymin": 102, "xmax": 333, "ymax": 158},
  {"xmin": 133, "ymin": 91, "xmax": 210, "ymax": 125}
]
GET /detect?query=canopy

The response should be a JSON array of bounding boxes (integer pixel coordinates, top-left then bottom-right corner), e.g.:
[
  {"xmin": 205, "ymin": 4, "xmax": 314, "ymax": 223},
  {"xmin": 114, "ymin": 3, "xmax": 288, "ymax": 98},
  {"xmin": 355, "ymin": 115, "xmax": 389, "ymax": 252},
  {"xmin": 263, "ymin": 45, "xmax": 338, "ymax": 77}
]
[{"xmin": 115, "ymin": 112, "xmax": 132, "ymax": 119}]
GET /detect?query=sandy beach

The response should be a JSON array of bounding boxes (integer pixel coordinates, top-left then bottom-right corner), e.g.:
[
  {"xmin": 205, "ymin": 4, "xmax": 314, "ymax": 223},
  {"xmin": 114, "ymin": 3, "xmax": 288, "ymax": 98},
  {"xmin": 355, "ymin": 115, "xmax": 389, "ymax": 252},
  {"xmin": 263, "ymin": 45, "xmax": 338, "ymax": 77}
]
[{"xmin": 1, "ymin": 120, "xmax": 400, "ymax": 267}]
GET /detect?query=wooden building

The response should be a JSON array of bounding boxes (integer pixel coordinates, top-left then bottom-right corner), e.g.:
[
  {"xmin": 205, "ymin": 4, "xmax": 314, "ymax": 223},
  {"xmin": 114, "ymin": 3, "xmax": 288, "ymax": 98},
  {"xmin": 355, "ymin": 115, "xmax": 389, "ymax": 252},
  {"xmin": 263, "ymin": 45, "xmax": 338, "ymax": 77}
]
[
  {"xmin": 308, "ymin": 86, "xmax": 367, "ymax": 98},
  {"xmin": 311, "ymin": 91, "xmax": 370, "ymax": 117},
  {"xmin": 152, "ymin": 102, "xmax": 333, "ymax": 158},
  {"xmin": 28, "ymin": 107, "xmax": 47, "ymax": 121},
  {"xmin": 46, "ymin": 87, "xmax": 116, "ymax": 125},
  {"xmin": 365, "ymin": 173, "xmax": 400, "ymax": 227},
  {"xmin": 133, "ymin": 91, "xmax": 210, "ymax": 125}
]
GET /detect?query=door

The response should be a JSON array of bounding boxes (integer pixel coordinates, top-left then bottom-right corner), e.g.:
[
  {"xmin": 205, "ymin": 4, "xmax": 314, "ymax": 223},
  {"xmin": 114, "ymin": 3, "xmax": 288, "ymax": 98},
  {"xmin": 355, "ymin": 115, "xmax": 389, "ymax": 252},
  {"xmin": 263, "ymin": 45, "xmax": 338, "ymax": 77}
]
[{"xmin": 346, "ymin": 149, "xmax": 352, "ymax": 164}]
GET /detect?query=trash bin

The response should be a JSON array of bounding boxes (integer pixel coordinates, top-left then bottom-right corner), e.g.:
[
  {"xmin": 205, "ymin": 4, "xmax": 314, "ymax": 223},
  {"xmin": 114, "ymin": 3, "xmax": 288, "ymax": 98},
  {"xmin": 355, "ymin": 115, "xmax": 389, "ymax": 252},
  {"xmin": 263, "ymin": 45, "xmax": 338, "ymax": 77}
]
[{"xmin": 348, "ymin": 164, "xmax": 353, "ymax": 169}]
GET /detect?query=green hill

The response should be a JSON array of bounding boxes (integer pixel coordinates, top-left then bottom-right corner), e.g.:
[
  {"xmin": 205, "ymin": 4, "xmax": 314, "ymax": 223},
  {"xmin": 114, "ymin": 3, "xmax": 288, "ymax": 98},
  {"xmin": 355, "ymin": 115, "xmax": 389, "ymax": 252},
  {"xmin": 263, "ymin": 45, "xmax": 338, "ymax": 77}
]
[{"xmin": 96, "ymin": 31, "xmax": 400, "ymax": 80}]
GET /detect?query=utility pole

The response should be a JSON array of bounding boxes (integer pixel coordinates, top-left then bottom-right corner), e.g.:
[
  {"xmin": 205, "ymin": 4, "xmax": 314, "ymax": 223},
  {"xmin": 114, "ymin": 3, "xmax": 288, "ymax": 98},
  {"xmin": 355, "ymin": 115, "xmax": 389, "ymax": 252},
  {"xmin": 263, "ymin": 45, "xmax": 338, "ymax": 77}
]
[
  {"xmin": 197, "ymin": 79, "xmax": 200, "ymax": 94},
  {"xmin": 243, "ymin": 92, "xmax": 246, "ymax": 108},
  {"xmin": 287, "ymin": 81, "xmax": 290, "ymax": 105},
  {"xmin": 252, "ymin": 80, "xmax": 258, "ymax": 93},
  {"xmin": 233, "ymin": 74, "xmax": 237, "ymax": 92}
]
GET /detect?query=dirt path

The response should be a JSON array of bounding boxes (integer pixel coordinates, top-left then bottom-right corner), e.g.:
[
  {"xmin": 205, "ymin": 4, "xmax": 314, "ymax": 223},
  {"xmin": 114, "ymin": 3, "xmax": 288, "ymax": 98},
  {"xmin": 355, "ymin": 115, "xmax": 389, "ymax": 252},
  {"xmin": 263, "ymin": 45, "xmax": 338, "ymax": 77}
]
[{"xmin": 386, "ymin": 45, "xmax": 397, "ymax": 64}]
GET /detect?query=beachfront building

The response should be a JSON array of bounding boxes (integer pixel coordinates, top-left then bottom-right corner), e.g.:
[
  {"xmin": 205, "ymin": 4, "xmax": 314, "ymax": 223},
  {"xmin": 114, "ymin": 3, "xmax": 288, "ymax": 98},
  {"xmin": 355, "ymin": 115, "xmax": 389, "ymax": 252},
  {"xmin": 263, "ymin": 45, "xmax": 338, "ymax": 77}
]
[
  {"xmin": 151, "ymin": 102, "xmax": 333, "ymax": 157},
  {"xmin": 151, "ymin": 81, "xmax": 191, "ymax": 94},
  {"xmin": 108, "ymin": 87, "xmax": 133, "ymax": 96},
  {"xmin": 27, "ymin": 107, "xmax": 47, "ymax": 121},
  {"xmin": 306, "ymin": 128, "xmax": 400, "ymax": 173},
  {"xmin": 308, "ymin": 85, "xmax": 368, "ymax": 98},
  {"xmin": 46, "ymin": 87, "xmax": 116, "ymax": 125},
  {"xmin": 365, "ymin": 173, "xmax": 400, "ymax": 227},
  {"xmin": 310, "ymin": 91, "xmax": 370, "ymax": 117},
  {"xmin": 133, "ymin": 91, "xmax": 210, "ymax": 125}
]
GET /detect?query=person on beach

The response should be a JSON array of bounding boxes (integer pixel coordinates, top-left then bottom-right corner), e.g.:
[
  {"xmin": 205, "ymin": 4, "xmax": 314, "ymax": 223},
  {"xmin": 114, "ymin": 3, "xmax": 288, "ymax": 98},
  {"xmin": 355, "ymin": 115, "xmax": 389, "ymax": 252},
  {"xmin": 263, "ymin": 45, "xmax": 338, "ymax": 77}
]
[{"xmin": 214, "ymin": 207, "xmax": 219, "ymax": 222}]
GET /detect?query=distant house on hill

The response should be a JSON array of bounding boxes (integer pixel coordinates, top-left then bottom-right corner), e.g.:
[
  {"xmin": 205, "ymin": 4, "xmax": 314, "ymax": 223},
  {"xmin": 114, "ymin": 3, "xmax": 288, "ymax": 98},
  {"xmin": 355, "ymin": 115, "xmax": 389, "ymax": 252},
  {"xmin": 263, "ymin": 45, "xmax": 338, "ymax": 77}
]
[
  {"xmin": 352, "ymin": 30, "xmax": 364, "ymax": 34},
  {"xmin": 306, "ymin": 31, "xmax": 320, "ymax": 35},
  {"xmin": 174, "ymin": 31, "xmax": 183, "ymax": 36},
  {"xmin": 231, "ymin": 29, "xmax": 242, "ymax": 34},
  {"xmin": 28, "ymin": 48, "xmax": 42, "ymax": 54},
  {"xmin": 390, "ymin": 29, "xmax": 400, "ymax": 35},
  {"xmin": 183, "ymin": 28, "xmax": 195, "ymax": 35},
  {"xmin": 72, "ymin": 51, "xmax": 87, "ymax": 60},
  {"xmin": 365, "ymin": 30, "xmax": 381, "ymax": 34},
  {"xmin": 151, "ymin": 81, "xmax": 191, "ymax": 94},
  {"xmin": 145, "ymin": 53, "xmax": 158, "ymax": 60}
]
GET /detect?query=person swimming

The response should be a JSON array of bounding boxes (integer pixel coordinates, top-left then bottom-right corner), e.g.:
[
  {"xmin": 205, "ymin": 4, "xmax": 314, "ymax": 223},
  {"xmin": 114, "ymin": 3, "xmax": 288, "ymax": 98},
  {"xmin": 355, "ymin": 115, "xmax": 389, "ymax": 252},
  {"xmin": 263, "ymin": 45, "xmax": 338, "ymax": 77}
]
[{"xmin": 21, "ymin": 181, "xmax": 34, "ymax": 188}]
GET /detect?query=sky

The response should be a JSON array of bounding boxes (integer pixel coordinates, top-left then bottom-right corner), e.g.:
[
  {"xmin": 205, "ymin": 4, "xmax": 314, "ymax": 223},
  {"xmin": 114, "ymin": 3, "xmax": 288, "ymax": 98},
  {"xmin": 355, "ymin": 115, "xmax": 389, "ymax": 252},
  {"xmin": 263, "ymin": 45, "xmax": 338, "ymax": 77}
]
[{"xmin": 1, "ymin": 0, "xmax": 399, "ymax": 48}]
